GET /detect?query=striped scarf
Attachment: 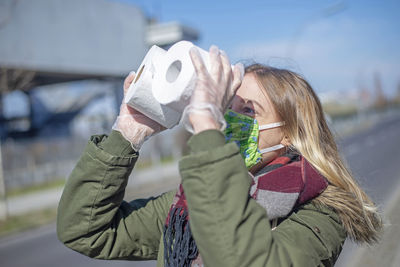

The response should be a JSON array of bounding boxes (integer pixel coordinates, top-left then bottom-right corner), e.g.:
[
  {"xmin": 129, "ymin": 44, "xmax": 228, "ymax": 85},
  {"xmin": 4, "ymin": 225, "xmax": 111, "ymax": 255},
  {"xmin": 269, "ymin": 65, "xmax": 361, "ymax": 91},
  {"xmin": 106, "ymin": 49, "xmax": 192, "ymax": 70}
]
[{"xmin": 163, "ymin": 152, "xmax": 327, "ymax": 266}]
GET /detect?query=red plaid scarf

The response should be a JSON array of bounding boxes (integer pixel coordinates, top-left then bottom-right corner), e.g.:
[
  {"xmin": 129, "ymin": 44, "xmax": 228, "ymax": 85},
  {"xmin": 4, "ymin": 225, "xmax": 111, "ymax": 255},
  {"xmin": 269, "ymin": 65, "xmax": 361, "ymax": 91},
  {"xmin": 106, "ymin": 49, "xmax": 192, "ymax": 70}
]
[{"xmin": 163, "ymin": 152, "xmax": 327, "ymax": 266}]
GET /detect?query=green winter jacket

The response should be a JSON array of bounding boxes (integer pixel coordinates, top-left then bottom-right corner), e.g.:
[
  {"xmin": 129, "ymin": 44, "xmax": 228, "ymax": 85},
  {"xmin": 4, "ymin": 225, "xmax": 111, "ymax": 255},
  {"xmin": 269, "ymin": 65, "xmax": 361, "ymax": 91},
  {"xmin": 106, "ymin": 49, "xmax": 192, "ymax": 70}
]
[{"xmin": 57, "ymin": 129, "xmax": 346, "ymax": 267}]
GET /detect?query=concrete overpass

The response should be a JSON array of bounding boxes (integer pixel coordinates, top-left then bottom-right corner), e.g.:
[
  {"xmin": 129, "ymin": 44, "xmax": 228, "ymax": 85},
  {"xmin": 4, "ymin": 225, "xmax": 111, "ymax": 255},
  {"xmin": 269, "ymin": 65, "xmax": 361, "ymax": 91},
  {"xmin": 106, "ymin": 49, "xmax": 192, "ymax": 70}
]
[
  {"xmin": 0, "ymin": 0, "xmax": 198, "ymax": 89},
  {"xmin": 0, "ymin": 0, "xmax": 198, "ymax": 136}
]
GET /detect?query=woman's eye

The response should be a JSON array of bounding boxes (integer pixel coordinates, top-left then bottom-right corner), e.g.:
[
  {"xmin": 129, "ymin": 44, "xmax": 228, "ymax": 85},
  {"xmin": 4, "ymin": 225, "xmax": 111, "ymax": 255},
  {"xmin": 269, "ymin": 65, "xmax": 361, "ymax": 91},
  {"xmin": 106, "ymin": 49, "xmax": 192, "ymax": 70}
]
[{"xmin": 243, "ymin": 106, "xmax": 255, "ymax": 115}]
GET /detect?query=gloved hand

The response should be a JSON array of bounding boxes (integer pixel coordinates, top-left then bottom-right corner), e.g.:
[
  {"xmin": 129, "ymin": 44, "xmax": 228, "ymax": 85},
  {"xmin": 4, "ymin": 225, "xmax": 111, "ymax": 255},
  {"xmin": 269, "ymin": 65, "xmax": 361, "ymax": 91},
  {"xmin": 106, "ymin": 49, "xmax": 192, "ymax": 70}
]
[
  {"xmin": 112, "ymin": 72, "xmax": 165, "ymax": 150},
  {"xmin": 181, "ymin": 45, "xmax": 244, "ymax": 134}
]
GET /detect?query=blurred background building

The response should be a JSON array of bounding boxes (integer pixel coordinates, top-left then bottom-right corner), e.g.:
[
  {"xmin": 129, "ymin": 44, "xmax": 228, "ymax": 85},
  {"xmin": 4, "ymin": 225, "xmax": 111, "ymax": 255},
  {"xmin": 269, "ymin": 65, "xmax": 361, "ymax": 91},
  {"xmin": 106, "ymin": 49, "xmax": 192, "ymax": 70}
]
[{"xmin": 0, "ymin": 0, "xmax": 198, "ymax": 196}]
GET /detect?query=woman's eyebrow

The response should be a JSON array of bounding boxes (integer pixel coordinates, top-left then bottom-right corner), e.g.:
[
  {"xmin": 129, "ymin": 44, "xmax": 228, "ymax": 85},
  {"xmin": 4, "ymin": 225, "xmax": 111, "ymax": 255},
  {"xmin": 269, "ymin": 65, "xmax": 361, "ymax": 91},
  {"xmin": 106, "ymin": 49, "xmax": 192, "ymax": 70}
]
[{"xmin": 243, "ymin": 98, "xmax": 266, "ymax": 113}]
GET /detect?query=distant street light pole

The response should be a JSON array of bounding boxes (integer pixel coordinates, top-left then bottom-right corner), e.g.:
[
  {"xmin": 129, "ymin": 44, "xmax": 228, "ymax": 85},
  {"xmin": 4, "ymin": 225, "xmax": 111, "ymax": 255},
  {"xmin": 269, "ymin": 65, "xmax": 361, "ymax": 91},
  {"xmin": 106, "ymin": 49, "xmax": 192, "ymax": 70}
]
[
  {"xmin": 0, "ymin": 139, "xmax": 8, "ymax": 220},
  {"xmin": 286, "ymin": 1, "xmax": 347, "ymax": 59}
]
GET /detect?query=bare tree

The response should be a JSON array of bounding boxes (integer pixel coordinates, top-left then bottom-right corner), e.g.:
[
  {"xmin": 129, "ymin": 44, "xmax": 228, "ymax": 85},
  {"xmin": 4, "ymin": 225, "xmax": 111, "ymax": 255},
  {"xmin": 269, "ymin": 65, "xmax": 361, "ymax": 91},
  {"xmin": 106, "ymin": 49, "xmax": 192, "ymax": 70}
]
[
  {"xmin": 0, "ymin": 67, "xmax": 36, "ymax": 94},
  {"xmin": 373, "ymin": 72, "xmax": 387, "ymax": 110},
  {"xmin": 0, "ymin": 139, "xmax": 7, "ymax": 220},
  {"xmin": 0, "ymin": 67, "xmax": 35, "ymax": 220}
]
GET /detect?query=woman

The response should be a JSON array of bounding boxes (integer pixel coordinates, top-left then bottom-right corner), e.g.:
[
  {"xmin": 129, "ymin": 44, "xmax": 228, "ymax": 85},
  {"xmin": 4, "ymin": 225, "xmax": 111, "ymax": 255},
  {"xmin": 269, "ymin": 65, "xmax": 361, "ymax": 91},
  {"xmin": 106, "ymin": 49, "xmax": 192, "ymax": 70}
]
[{"xmin": 57, "ymin": 46, "xmax": 382, "ymax": 266}]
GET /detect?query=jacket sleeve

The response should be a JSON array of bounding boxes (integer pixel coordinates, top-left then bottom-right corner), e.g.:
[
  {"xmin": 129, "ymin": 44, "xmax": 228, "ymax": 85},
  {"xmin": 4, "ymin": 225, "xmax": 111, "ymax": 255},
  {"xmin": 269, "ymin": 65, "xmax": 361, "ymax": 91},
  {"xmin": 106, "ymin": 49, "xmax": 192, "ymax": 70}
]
[
  {"xmin": 56, "ymin": 130, "xmax": 175, "ymax": 260},
  {"xmin": 179, "ymin": 130, "xmax": 347, "ymax": 267}
]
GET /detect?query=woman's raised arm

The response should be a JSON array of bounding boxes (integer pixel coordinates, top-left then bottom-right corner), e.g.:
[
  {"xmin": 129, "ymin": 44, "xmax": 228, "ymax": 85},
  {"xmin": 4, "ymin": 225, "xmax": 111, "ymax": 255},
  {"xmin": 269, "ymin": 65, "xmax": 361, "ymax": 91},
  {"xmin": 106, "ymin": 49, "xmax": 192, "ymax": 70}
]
[{"xmin": 57, "ymin": 73, "xmax": 170, "ymax": 260}]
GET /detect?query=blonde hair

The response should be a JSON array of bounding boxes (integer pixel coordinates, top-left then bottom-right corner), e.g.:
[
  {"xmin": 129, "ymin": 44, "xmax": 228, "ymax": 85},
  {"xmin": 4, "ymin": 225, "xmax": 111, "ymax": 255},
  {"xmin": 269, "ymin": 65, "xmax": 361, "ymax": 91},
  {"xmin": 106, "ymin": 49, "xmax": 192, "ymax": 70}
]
[{"xmin": 246, "ymin": 64, "xmax": 382, "ymax": 244}]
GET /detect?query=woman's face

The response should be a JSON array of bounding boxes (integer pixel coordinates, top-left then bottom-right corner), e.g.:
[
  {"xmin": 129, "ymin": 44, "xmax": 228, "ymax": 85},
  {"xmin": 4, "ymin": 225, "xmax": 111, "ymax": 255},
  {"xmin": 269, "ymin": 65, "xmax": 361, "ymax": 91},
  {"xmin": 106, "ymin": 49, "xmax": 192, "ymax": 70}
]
[{"xmin": 230, "ymin": 73, "xmax": 287, "ymax": 171}]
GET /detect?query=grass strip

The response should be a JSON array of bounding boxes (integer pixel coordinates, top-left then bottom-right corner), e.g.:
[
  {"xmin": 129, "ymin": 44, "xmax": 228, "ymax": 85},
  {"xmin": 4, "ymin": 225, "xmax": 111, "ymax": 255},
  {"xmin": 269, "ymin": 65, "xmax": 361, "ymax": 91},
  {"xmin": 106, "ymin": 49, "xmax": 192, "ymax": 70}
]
[
  {"xmin": 6, "ymin": 179, "xmax": 66, "ymax": 198},
  {"xmin": 0, "ymin": 207, "xmax": 57, "ymax": 238},
  {"xmin": 0, "ymin": 176, "xmax": 179, "ymax": 238}
]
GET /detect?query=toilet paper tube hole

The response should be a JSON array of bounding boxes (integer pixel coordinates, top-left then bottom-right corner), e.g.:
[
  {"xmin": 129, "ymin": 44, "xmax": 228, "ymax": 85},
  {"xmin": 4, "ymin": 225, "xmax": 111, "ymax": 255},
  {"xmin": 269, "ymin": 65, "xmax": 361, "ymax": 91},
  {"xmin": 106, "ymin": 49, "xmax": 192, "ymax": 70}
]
[
  {"xmin": 133, "ymin": 64, "xmax": 145, "ymax": 84},
  {"xmin": 166, "ymin": 60, "xmax": 182, "ymax": 83}
]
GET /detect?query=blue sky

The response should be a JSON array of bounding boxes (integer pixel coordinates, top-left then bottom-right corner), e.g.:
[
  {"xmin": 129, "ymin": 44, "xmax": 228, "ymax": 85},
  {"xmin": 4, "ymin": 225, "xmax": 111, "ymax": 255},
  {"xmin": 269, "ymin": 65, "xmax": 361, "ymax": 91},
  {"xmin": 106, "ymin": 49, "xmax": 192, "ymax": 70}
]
[{"xmin": 117, "ymin": 0, "xmax": 400, "ymax": 97}]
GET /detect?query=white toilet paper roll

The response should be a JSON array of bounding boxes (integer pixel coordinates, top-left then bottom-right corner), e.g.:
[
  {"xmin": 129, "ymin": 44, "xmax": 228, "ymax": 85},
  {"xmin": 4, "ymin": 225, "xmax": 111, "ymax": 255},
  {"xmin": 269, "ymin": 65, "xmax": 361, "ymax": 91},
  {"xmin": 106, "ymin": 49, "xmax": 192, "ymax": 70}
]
[
  {"xmin": 152, "ymin": 41, "xmax": 210, "ymax": 112},
  {"xmin": 124, "ymin": 45, "xmax": 182, "ymax": 129}
]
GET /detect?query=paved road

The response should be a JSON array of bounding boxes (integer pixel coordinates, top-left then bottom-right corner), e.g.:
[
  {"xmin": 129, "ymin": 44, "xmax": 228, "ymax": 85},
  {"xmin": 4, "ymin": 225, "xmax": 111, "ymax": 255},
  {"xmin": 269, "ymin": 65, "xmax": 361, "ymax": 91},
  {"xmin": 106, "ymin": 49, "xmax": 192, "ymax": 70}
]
[
  {"xmin": 1, "ymin": 112, "xmax": 400, "ymax": 267},
  {"xmin": 335, "ymin": 112, "xmax": 400, "ymax": 267},
  {"xmin": 0, "ymin": 223, "xmax": 155, "ymax": 267},
  {"xmin": 338, "ymin": 112, "xmax": 400, "ymax": 205}
]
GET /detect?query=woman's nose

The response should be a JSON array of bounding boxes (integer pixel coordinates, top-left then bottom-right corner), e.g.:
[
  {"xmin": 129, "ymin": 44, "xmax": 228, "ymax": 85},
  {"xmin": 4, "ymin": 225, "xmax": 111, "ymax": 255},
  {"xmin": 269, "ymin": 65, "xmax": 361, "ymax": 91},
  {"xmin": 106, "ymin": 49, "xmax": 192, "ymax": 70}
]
[{"xmin": 229, "ymin": 95, "xmax": 240, "ymax": 112}]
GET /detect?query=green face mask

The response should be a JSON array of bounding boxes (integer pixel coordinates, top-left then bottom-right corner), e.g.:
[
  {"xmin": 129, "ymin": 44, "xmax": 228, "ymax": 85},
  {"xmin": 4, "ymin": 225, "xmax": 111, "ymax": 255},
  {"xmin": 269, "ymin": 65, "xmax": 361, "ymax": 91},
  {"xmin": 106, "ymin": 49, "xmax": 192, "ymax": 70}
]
[{"xmin": 224, "ymin": 109, "xmax": 285, "ymax": 169}]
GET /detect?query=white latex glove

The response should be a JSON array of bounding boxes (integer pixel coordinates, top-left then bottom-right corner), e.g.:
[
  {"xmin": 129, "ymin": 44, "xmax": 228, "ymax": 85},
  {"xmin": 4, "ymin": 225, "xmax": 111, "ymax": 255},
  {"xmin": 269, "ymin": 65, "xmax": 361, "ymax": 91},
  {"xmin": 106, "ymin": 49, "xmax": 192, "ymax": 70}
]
[
  {"xmin": 112, "ymin": 72, "xmax": 165, "ymax": 150},
  {"xmin": 181, "ymin": 45, "xmax": 244, "ymax": 134}
]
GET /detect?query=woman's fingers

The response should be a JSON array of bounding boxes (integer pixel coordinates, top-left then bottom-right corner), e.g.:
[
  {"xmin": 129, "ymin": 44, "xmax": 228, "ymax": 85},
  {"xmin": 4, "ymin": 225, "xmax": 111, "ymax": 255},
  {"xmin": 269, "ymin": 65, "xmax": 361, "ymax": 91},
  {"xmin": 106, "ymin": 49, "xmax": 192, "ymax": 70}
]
[
  {"xmin": 123, "ymin": 71, "xmax": 136, "ymax": 94},
  {"xmin": 220, "ymin": 49, "xmax": 233, "ymax": 85},
  {"xmin": 221, "ymin": 64, "xmax": 243, "ymax": 111},
  {"xmin": 185, "ymin": 45, "xmax": 238, "ymax": 133},
  {"xmin": 209, "ymin": 45, "xmax": 223, "ymax": 82},
  {"xmin": 189, "ymin": 47, "xmax": 208, "ymax": 81},
  {"xmin": 189, "ymin": 44, "xmax": 242, "ymax": 105},
  {"xmin": 232, "ymin": 63, "xmax": 244, "ymax": 95}
]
